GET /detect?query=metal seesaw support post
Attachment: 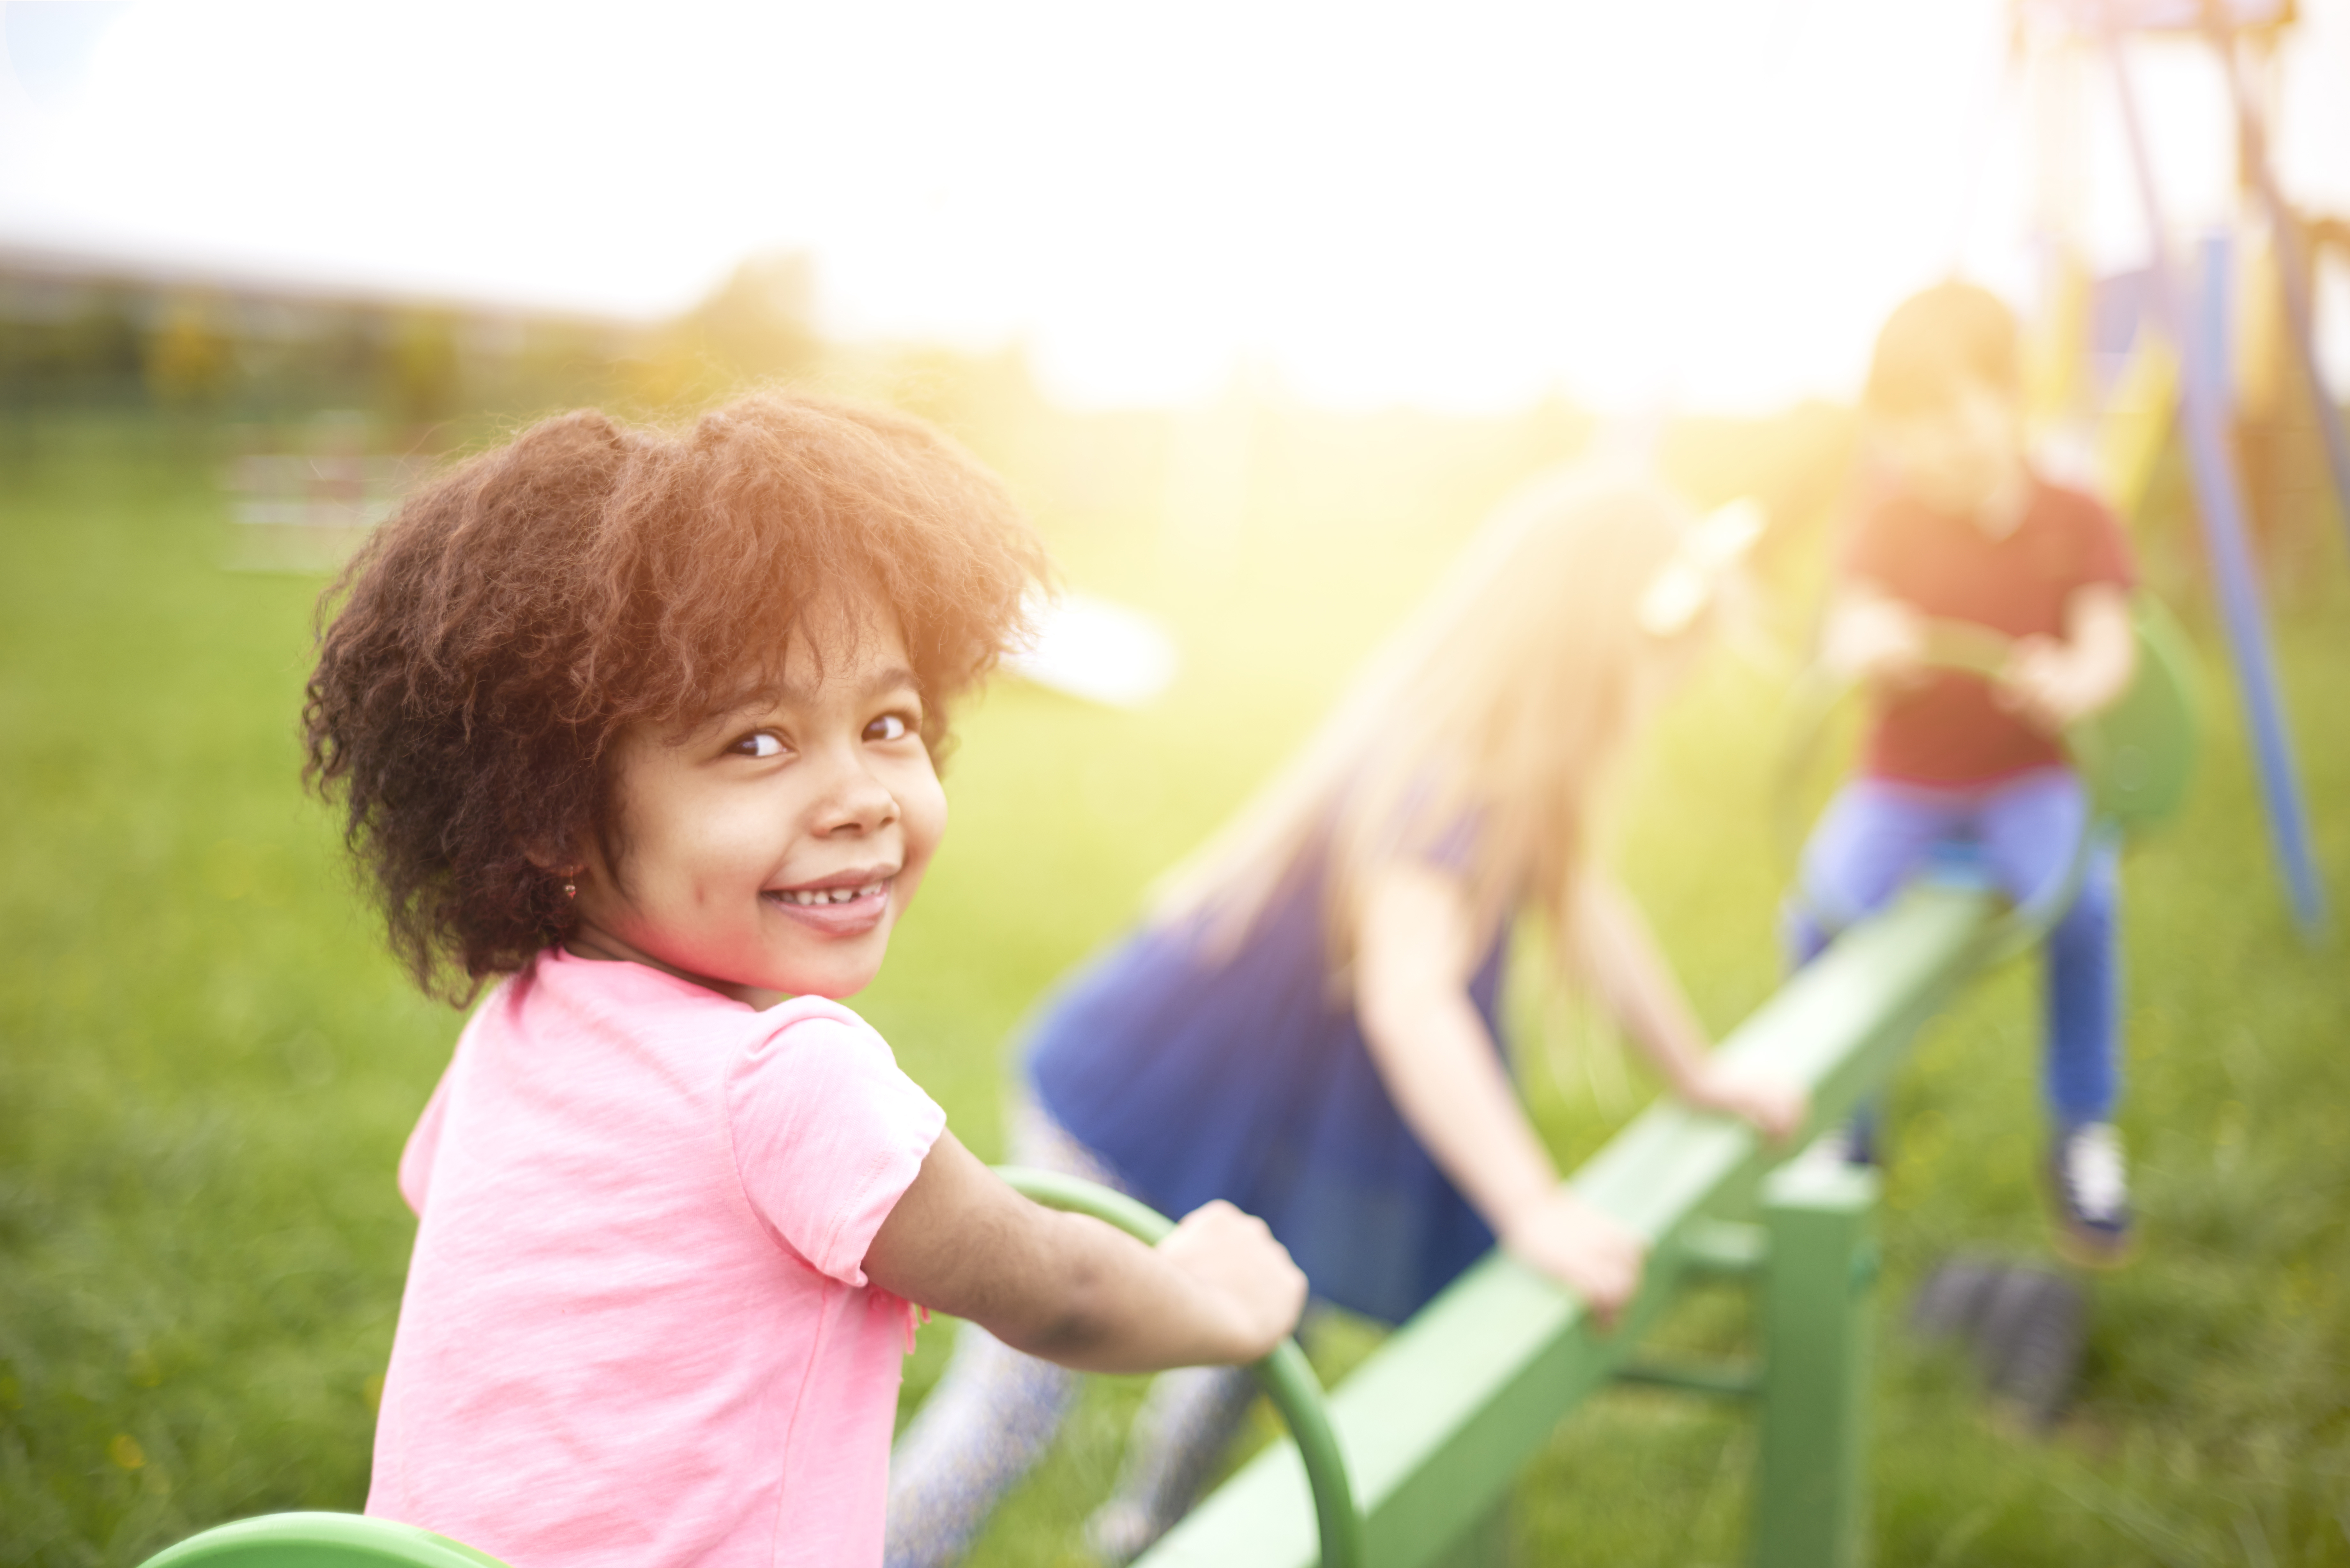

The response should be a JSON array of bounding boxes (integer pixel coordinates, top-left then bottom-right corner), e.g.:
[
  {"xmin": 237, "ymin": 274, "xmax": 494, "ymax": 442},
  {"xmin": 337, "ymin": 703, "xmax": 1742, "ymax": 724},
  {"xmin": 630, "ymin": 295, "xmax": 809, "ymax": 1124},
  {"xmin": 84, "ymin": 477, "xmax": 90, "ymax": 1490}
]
[{"xmin": 1750, "ymin": 1160, "xmax": 1879, "ymax": 1568}]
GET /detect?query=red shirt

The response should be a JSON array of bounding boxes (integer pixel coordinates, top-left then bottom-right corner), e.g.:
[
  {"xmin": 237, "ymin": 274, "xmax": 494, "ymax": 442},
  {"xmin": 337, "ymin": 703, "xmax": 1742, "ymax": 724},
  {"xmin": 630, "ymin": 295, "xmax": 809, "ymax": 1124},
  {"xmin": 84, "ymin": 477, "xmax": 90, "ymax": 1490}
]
[{"xmin": 1842, "ymin": 474, "xmax": 2136, "ymax": 786}]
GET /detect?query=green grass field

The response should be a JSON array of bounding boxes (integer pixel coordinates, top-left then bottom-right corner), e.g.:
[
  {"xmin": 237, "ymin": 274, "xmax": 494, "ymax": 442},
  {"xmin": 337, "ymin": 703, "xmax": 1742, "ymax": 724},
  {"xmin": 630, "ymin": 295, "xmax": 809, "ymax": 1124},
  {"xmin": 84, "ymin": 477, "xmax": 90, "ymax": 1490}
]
[{"xmin": 3, "ymin": 412, "xmax": 2346, "ymax": 1566}]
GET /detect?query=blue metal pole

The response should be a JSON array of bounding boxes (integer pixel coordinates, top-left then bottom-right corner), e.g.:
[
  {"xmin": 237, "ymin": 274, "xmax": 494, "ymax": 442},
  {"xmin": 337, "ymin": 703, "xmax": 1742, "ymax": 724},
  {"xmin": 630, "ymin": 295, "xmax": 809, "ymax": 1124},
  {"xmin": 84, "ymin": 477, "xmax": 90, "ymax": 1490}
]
[
  {"xmin": 2202, "ymin": 11, "xmax": 2350, "ymax": 559},
  {"xmin": 2102, "ymin": 21, "xmax": 2326, "ymax": 934}
]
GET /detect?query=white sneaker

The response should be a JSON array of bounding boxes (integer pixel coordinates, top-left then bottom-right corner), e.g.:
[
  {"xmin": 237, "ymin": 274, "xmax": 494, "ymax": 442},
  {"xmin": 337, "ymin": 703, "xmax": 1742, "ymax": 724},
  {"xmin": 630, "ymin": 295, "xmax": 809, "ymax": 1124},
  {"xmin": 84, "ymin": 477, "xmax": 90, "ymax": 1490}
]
[{"xmin": 2049, "ymin": 1122, "xmax": 2134, "ymax": 1268}]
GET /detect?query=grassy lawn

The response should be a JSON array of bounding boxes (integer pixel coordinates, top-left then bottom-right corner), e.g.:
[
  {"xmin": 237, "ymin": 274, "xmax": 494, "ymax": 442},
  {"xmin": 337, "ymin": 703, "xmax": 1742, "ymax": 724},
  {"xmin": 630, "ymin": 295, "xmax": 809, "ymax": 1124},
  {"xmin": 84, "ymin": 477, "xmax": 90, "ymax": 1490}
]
[{"xmin": 2, "ymin": 411, "xmax": 2345, "ymax": 1566}]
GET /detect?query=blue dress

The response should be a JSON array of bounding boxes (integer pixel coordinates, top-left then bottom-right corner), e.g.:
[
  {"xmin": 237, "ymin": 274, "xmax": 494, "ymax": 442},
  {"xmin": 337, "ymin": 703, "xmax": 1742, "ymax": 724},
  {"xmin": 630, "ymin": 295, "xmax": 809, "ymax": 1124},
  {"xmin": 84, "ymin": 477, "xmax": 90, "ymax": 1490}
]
[{"xmin": 1023, "ymin": 836, "xmax": 1510, "ymax": 1325}]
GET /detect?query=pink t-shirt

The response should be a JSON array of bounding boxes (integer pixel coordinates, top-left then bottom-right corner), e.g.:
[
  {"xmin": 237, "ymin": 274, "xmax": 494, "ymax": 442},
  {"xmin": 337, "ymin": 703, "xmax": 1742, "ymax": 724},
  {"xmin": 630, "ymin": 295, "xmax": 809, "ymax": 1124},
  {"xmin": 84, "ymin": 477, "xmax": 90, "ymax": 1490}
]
[{"xmin": 366, "ymin": 948, "xmax": 945, "ymax": 1568}]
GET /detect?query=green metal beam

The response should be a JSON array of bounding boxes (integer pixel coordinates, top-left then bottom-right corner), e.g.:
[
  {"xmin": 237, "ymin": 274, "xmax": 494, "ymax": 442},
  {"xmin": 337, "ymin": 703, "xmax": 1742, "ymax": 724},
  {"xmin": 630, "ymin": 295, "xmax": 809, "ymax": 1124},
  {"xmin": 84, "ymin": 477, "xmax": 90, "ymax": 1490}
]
[
  {"xmin": 1612, "ymin": 1358, "xmax": 1762, "ymax": 1400},
  {"xmin": 1751, "ymin": 1161, "xmax": 1879, "ymax": 1568},
  {"xmin": 1134, "ymin": 884, "xmax": 1997, "ymax": 1568}
]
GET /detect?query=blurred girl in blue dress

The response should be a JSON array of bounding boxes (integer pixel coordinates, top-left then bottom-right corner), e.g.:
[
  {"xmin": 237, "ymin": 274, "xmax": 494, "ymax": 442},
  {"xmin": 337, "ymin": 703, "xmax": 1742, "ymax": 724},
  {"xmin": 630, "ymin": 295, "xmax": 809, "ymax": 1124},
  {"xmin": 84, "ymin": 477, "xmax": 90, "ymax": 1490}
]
[{"xmin": 887, "ymin": 468, "xmax": 1807, "ymax": 1568}]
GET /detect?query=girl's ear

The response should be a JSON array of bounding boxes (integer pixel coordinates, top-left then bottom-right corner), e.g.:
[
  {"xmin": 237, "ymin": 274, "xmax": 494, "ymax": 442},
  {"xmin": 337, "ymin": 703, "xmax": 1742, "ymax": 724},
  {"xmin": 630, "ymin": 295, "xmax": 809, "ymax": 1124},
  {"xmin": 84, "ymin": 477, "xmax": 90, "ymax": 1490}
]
[
  {"xmin": 520, "ymin": 838, "xmax": 584, "ymax": 875},
  {"xmin": 523, "ymin": 846, "xmax": 588, "ymax": 905}
]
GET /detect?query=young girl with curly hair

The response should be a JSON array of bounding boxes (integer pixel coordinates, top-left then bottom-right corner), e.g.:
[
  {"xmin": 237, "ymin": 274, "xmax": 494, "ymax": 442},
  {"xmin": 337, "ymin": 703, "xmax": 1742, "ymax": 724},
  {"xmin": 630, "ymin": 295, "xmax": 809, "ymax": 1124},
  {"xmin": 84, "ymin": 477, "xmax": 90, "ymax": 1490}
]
[{"xmin": 304, "ymin": 394, "xmax": 1305, "ymax": 1568}]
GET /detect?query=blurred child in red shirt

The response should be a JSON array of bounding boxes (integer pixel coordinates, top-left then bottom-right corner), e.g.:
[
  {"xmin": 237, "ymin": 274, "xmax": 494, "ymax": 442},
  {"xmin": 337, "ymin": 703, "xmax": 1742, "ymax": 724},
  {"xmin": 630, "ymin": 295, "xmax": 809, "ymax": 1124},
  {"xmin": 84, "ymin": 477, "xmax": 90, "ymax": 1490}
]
[{"xmin": 1791, "ymin": 282, "xmax": 2140, "ymax": 1264}]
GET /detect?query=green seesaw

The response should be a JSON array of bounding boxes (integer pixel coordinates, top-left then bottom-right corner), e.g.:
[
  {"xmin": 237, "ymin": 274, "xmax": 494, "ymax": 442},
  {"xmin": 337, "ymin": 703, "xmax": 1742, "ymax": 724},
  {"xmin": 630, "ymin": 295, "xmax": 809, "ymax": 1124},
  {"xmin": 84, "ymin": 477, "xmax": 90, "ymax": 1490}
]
[{"xmin": 137, "ymin": 610, "xmax": 2196, "ymax": 1568}]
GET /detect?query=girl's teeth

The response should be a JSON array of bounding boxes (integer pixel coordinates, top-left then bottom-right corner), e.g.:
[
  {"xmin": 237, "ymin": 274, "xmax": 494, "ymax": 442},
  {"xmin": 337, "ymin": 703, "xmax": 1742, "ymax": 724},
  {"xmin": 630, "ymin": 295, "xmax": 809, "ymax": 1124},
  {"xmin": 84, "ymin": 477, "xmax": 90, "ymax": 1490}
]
[{"xmin": 784, "ymin": 882, "xmax": 883, "ymax": 906}]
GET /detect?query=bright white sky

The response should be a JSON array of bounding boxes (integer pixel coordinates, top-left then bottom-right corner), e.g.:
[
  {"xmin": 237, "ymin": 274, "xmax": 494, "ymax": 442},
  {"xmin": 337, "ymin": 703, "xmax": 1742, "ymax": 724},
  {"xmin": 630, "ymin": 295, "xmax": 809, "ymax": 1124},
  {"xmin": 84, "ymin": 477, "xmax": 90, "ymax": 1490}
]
[{"xmin": 2, "ymin": 0, "xmax": 2346, "ymax": 412}]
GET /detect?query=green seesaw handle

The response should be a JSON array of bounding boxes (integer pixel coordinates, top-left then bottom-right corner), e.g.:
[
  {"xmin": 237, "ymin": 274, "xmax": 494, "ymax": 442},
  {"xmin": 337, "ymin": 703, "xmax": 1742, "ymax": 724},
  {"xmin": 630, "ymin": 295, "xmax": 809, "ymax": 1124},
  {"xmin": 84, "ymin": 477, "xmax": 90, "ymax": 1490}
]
[
  {"xmin": 994, "ymin": 1165, "xmax": 1367, "ymax": 1568},
  {"xmin": 1777, "ymin": 595, "xmax": 2199, "ymax": 961}
]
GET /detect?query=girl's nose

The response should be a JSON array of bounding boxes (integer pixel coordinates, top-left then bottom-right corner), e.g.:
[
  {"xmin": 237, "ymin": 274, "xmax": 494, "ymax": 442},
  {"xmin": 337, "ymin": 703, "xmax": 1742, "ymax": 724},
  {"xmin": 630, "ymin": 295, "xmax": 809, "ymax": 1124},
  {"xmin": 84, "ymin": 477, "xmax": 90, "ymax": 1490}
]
[{"xmin": 811, "ymin": 754, "xmax": 900, "ymax": 837}]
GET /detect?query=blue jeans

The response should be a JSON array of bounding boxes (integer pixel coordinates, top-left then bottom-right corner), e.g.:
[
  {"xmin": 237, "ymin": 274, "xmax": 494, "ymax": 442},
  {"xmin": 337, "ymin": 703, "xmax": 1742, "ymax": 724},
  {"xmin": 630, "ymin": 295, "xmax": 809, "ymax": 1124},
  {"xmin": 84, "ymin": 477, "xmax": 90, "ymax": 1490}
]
[{"xmin": 1784, "ymin": 767, "xmax": 2120, "ymax": 1127}]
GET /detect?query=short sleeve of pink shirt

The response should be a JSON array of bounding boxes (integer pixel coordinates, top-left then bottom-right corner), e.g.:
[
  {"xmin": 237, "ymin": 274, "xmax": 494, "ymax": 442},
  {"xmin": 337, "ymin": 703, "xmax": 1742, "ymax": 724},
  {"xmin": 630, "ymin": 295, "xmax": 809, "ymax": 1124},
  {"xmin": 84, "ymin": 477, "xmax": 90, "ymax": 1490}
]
[
  {"xmin": 727, "ymin": 1012, "xmax": 938, "ymax": 1288},
  {"xmin": 367, "ymin": 950, "xmax": 944, "ymax": 1568}
]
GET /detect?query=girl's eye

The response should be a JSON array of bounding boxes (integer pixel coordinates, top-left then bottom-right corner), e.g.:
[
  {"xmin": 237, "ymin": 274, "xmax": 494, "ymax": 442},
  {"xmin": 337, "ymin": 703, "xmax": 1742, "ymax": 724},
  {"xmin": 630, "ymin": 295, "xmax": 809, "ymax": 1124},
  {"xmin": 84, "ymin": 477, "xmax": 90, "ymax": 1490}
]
[
  {"xmin": 865, "ymin": 713, "xmax": 911, "ymax": 743},
  {"xmin": 731, "ymin": 731, "xmax": 786, "ymax": 759}
]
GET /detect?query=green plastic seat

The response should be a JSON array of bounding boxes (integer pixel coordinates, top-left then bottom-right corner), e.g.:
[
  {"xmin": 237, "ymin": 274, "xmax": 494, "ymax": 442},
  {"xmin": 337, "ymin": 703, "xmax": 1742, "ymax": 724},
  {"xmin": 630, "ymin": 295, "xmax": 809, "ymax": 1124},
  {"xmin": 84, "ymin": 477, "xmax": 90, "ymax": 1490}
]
[{"xmin": 136, "ymin": 1511, "xmax": 510, "ymax": 1568}]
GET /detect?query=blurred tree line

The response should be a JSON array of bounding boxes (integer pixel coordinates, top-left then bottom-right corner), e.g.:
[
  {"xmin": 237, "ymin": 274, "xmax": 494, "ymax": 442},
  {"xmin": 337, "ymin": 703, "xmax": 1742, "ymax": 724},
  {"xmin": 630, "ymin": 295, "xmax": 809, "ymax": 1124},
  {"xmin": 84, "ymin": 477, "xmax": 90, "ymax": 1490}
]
[
  {"xmin": 0, "ymin": 249, "xmax": 644, "ymax": 427},
  {"xmin": 0, "ymin": 243, "xmax": 1860, "ymax": 603},
  {"xmin": 0, "ymin": 248, "xmax": 1039, "ymax": 455}
]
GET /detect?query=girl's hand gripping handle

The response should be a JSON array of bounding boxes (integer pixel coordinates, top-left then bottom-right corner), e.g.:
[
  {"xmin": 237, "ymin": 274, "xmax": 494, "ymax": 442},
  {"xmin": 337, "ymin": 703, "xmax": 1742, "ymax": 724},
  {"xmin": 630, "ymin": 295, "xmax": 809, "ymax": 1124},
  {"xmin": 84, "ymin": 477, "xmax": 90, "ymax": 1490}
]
[
  {"xmin": 1156, "ymin": 1198, "xmax": 1310, "ymax": 1364},
  {"xmin": 1679, "ymin": 1059, "xmax": 1808, "ymax": 1145},
  {"xmin": 1497, "ymin": 1187, "xmax": 1646, "ymax": 1331},
  {"xmin": 1824, "ymin": 585, "xmax": 1927, "ymax": 690}
]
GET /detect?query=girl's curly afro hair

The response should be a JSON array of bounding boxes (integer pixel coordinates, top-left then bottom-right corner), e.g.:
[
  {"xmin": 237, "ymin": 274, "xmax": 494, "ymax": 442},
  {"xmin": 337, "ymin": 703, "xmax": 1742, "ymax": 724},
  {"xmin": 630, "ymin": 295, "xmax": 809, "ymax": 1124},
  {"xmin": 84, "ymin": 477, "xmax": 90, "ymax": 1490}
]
[{"xmin": 303, "ymin": 392, "xmax": 1050, "ymax": 1004}]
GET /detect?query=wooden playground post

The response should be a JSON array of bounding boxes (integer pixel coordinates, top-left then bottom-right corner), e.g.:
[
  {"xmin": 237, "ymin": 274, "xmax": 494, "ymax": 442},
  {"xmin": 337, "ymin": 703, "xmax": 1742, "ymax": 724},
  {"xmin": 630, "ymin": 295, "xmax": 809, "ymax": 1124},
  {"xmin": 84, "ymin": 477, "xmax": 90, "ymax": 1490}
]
[{"xmin": 2200, "ymin": 9, "xmax": 2350, "ymax": 559}]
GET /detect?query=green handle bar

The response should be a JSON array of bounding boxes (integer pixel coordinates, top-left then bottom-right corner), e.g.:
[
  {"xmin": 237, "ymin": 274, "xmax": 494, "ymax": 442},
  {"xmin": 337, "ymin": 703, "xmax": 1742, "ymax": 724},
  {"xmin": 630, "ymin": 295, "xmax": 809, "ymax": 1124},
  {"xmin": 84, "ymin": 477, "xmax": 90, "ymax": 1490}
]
[
  {"xmin": 994, "ymin": 1165, "xmax": 1367, "ymax": 1568},
  {"xmin": 1778, "ymin": 594, "xmax": 2199, "ymax": 957},
  {"xmin": 1868, "ymin": 599, "xmax": 2199, "ymax": 830}
]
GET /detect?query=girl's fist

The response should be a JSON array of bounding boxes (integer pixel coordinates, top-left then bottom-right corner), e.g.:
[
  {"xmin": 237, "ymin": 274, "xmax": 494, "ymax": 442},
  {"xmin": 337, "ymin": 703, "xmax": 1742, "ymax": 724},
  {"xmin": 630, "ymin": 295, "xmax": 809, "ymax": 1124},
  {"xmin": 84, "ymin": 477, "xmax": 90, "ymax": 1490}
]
[
  {"xmin": 1159, "ymin": 1200, "xmax": 1308, "ymax": 1363},
  {"xmin": 1499, "ymin": 1187, "xmax": 1646, "ymax": 1330}
]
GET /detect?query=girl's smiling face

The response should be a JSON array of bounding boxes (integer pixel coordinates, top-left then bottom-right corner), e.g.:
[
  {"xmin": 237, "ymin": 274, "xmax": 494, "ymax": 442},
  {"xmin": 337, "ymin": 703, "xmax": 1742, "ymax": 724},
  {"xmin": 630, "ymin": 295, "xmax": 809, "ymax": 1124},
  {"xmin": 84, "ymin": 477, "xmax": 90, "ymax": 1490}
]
[{"xmin": 565, "ymin": 598, "xmax": 946, "ymax": 1007}]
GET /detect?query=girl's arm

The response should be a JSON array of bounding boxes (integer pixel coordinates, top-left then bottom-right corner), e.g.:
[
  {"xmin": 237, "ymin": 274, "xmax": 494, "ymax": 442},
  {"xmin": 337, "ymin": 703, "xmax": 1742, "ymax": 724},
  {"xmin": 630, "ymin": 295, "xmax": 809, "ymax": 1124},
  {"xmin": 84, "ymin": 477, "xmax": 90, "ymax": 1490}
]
[
  {"xmin": 861, "ymin": 1128, "xmax": 1306, "ymax": 1376},
  {"xmin": 1997, "ymin": 582, "xmax": 2136, "ymax": 734},
  {"xmin": 1353, "ymin": 863, "xmax": 1644, "ymax": 1325},
  {"xmin": 1567, "ymin": 873, "xmax": 1806, "ymax": 1143}
]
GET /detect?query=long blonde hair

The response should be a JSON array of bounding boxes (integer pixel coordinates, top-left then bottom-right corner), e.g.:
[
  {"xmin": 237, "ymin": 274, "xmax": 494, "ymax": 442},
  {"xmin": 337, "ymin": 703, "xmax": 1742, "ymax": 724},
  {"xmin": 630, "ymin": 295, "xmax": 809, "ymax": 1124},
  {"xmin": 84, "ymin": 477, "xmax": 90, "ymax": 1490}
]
[{"xmin": 1150, "ymin": 467, "xmax": 1706, "ymax": 976}]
